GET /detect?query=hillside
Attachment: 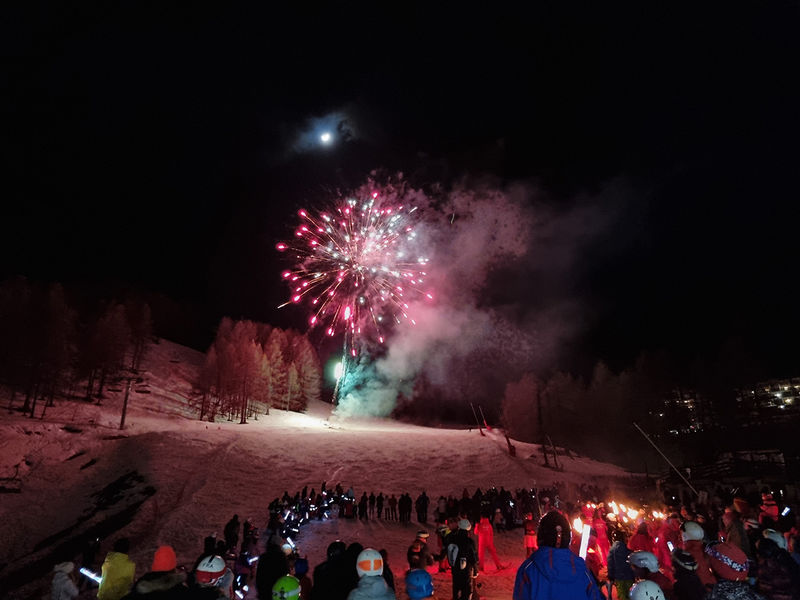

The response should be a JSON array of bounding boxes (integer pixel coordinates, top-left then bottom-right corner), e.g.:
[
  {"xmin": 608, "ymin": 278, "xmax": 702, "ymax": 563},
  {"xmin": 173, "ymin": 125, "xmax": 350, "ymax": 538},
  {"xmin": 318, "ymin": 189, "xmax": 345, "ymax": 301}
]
[{"xmin": 0, "ymin": 339, "xmax": 643, "ymax": 599}]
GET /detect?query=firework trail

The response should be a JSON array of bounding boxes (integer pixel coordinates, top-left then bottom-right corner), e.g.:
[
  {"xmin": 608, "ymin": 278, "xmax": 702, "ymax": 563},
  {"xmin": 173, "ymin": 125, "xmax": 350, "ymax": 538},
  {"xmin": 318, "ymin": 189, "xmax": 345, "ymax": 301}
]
[{"xmin": 276, "ymin": 187, "xmax": 433, "ymax": 359}]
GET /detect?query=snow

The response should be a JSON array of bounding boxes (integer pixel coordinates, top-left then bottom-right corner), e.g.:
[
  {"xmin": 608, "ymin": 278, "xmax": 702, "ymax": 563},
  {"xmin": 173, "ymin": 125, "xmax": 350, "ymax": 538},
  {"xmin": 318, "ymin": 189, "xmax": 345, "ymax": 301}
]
[{"xmin": 0, "ymin": 339, "xmax": 643, "ymax": 599}]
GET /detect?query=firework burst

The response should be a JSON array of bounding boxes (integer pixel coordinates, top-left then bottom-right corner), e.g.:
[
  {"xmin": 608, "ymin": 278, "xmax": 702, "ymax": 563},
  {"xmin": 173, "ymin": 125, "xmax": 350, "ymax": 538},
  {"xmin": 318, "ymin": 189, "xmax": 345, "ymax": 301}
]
[{"xmin": 276, "ymin": 188, "xmax": 433, "ymax": 356}]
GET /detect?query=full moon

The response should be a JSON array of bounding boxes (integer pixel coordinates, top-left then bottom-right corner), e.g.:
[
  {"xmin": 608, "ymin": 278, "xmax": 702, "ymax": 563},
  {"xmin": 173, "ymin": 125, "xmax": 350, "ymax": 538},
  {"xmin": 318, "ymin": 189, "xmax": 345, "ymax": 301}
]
[{"xmin": 320, "ymin": 132, "xmax": 332, "ymax": 144}]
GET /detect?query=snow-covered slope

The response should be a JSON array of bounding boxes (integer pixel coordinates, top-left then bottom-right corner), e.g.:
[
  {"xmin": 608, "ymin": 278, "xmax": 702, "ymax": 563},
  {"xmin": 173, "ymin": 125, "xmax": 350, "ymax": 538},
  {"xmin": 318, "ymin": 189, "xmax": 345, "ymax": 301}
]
[{"xmin": 0, "ymin": 339, "xmax": 642, "ymax": 599}]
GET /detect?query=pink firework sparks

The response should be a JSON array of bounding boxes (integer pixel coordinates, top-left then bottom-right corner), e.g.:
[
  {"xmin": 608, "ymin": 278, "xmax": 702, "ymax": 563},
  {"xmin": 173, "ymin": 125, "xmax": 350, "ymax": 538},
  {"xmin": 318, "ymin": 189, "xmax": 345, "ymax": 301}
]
[{"xmin": 277, "ymin": 191, "xmax": 432, "ymax": 346}]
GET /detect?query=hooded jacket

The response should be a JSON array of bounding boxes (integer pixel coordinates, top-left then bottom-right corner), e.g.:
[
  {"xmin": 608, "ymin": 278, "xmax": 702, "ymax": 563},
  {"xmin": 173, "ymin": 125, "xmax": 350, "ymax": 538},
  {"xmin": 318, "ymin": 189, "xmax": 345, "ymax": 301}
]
[
  {"xmin": 122, "ymin": 571, "xmax": 190, "ymax": 599},
  {"xmin": 346, "ymin": 574, "xmax": 397, "ymax": 600},
  {"xmin": 513, "ymin": 547, "xmax": 602, "ymax": 600},
  {"xmin": 98, "ymin": 551, "xmax": 136, "ymax": 600},
  {"xmin": 51, "ymin": 564, "xmax": 79, "ymax": 600},
  {"xmin": 606, "ymin": 541, "xmax": 635, "ymax": 582}
]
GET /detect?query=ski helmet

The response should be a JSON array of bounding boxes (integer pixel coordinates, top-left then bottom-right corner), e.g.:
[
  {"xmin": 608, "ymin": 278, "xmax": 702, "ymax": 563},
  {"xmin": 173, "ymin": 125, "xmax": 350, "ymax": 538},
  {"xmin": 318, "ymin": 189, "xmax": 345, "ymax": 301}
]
[
  {"xmin": 630, "ymin": 580, "xmax": 666, "ymax": 600},
  {"xmin": 629, "ymin": 551, "xmax": 659, "ymax": 573},
  {"xmin": 680, "ymin": 521, "xmax": 704, "ymax": 542},
  {"xmin": 458, "ymin": 519, "xmax": 471, "ymax": 531},
  {"xmin": 762, "ymin": 528, "xmax": 787, "ymax": 549},
  {"xmin": 272, "ymin": 575, "xmax": 300, "ymax": 600},
  {"xmin": 405, "ymin": 568, "xmax": 434, "ymax": 599},
  {"xmin": 356, "ymin": 548, "xmax": 383, "ymax": 577},
  {"xmin": 195, "ymin": 555, "xmax": 226, "ymax": 586}
]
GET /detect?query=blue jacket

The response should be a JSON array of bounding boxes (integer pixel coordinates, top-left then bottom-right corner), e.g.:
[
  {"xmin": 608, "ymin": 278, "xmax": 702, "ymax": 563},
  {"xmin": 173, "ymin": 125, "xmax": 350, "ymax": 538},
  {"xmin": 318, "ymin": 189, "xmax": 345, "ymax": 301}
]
[
  {"xmin": 513, "ymin": 547, "xmax": 602, "ymax": 600},
  {"xmin": 606, "ymin": 541, "xmax": 635, "ymax": 582}
]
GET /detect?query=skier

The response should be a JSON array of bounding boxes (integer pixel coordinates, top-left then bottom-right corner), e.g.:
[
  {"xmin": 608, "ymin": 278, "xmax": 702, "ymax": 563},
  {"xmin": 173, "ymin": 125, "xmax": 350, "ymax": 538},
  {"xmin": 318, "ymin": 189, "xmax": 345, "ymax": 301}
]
[
  {"xmin": 407, "ymin": 530, "xmax": 435, "ymax": 571},
  {"xmin": 376, "ymin": 493, "xmax": 385, "ymax": 519},
  {"xmin": 193, "ymin": 555, "xmax": 234, "ymax": 599},
  {"xmin": 522, "ymin": 513, "xmax": 537, "ymax": 557},
  {"xmin": 680, "ymin": 521, "xmax": 716, "ymax": 588},
  {"xmin": 629, "ymin": 551, "xmax": 673, "ymax": 599},
  {"xmin": 271, "ymin": 575, "xmax": 301, "ymax": 600},
  {"xmin": 475, "ymin": 514, "xmax": 505, "ymax": 572},
  {"xmin": 446, "ymin": 519, "xmax": 478, "ymax": 600},
  {"xmin": 98, "ymin": 538, "xmax": 136, "ymax": 600},
  {"xmin": 224, "ymin": 515, "xmax": 240, "ymax": 554},
  {"xmin": 405, "ymin": 569, "xmax": 435, "ymax": 600},
  {"xmin": 122, "ymin": 545, "xmax": 190, "ymax": 599},
  {"xmin": 347, "ymin": 548, "xmax": 396, "ymax": 600},
  {"xmin": 369, "ymin": 492, "xmax": 376, "ymax": 518},
  {"xmin": 388, "ymin": 494, "xmax": 398, "ymax": 521},
  {"xmin": 416, "ymin": 491, "xmax": 430, "ymax": 524},
  {"xmin": 513, "ymin": 511, "xmax": 602, "ymax": 600}
]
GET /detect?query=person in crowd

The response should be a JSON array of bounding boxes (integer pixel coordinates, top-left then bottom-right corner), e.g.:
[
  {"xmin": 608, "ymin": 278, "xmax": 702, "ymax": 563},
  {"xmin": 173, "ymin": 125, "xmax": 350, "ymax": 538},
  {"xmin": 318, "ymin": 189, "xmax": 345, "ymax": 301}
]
[
  {"xmin": 475, "ymin": 512, "xmax": 505, "ymax": 572},
  {"xmin": 670, "ymin": 549, "xmax": 706, "ymax": 600},
  {"xmin": 313, "ymin": 541, "xmax": 350, "ymax": 600},
  {"xmin": 51, "ymin": 561, "xmax": 79, "ymax": 600},
  {"xmin": 194, "ymin": 536, "xmax": 218, "ymax": 574},
  {"xmin": 680, "ymin": 520, "xmax": 716, "ymax": 589},
  {"xmin": 376, "ymin": 493, "xmax": 385, "ymax": 520},
  {"xmin": 446, "ymin": 519, "xmax": 478, "ymax": 600},
  {"xmin": 755, "ymin": 536, "xmax": 800, "ymax": 600},
  {"xmin": 359, "ymin": 493, "xmax": 369, "ymax": 521},
  {"xmin": 388, "ymin": 495, "xmax": 398, "ymax": 521},
  {"xmin": 630, "ymin": 522, "xmax": 656, "ymax": 553},
  {"xmin": 721, "ymin": 509, "xmax": 753, "ymax": 559},
  {"xmin": 607, "ymin": 528, "xmax": 636, "ymax": 600},
  {"xmin": 513, "ymin": 511, "xmax": 602, "ymax": 600},
  {"xmin": 98, "ymin": 538, "xmax": 136, "ymax": 600},
  {"xmin": 630, "ymin": 580, "xmax": 666, "ymax": 600},
  {"xmin": 405, "ymin": 569, "xmax": 434, "ymax": 600},
  {"xmin": 369, "ymin": 492, "xmax": 376, "ymax": 519},
  {"xmin": 224, "ymin": 515, "xmax": 240, "ymax": 554},
  {"xmin": 379, "ymin": 549, "xmax": 395, "ymax": 591},
  {"xmin": 522, "ymin": 512, "xmax": 537, "ymax": 558},
  {"xmin": 272, "ymin": 575, "xmax": 301, "ymax": 600},
  {"xmin": 347, "ymin": 548, "xmax": 396, "ymax": 600},
  {"xmin": 192, "ymin": 555, "xmax": 234, "ymax": 599},
  {"xmin": 291, "ymin": 557, "xmax": 312, "ymax": 600},
  {"xmin": 407, "ymin": 530, "xmax": 435, "ymax": 571},
  {"xmin": 655, "ymin": 514, "xmax": 682, "ymax": 579},
  {"xmin": 629, "ymin": 550, "xmax": 674, "ymax": 600},
  {"xmin": 705, "ymin": 541, "xmax": 763, "ymax": 600},
  {"xmin": 416, "ymin": 491, "xmax": 430, "ymax": 524},
  {"xmin": 122, "ymin": 545, "xmax": 189, "ymax": 599},
  {"xmin": 256, "ymin": 542, "xmax": 290, "ymax": 600}
]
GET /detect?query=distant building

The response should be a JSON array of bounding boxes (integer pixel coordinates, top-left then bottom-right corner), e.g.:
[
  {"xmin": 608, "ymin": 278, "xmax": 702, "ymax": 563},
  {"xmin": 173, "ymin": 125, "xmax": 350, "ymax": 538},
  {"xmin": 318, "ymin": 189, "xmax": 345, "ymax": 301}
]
[
  {"xmin": 736, "ymin": 377, "xmax": 800, "ymax": 423},
  {"xmin": 650, "ymin": 387, "xmax": 708, "ymax": 435}
]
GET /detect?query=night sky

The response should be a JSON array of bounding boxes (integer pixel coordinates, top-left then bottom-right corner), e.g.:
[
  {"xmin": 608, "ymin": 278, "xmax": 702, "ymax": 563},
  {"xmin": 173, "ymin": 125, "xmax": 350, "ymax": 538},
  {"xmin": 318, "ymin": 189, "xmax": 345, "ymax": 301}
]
[{"xmin": 2, "ymin": 3, "xmax": 799, "ymax": 377}]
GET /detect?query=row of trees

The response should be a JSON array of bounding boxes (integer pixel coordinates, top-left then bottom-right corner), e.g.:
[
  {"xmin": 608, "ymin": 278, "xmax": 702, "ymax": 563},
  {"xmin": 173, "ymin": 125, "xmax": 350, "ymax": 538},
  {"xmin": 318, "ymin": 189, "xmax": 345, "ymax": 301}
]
[
  {"xmin": 0, "ymin": 277, "xmax": 152, "ymax": 419},
  {"xmin": 195, "ymin": 318, "xmax": 322, "ymax": 423}
]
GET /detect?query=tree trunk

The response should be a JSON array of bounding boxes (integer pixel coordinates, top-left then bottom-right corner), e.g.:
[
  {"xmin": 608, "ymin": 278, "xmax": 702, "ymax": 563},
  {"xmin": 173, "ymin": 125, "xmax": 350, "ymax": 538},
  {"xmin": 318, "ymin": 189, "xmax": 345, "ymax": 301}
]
[
  {"xmin": 85, "ymin": 370, "xmax": 95, "ymax": 401},
  {"xmin": 97, "ymin": 367, "xmax": 107, "ymax": 400}
]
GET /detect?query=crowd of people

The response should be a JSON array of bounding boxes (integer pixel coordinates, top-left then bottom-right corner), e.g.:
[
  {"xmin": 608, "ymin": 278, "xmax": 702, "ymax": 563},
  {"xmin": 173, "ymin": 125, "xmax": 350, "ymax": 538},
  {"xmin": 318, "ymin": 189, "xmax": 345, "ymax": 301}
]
[{"xmin": 48, "ymin": 481, "xmax": 799, "ymax": 600}]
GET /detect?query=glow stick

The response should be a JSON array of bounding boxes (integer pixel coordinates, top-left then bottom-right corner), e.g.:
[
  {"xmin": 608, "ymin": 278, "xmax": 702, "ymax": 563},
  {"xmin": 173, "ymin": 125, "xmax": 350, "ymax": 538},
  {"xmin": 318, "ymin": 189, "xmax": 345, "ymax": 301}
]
[
  {"xmin": 80, "ymin": 568, "xmax": 102, "ymax": 583},
  {"xmin": 579, "ymin": 524, "xmax": 591, "ymax": 559},
  {"xmin": 248, "ymin": 556, "xmax": 259, "ymax": 565}
]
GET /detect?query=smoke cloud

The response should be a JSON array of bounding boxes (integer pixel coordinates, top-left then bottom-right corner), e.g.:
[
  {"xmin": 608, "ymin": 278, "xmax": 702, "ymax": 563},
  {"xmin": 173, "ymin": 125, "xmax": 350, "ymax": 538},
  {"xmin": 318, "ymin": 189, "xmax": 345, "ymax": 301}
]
[{"xmin": 334, "ymin": 178, "xmax": 638, "ymax": 419}]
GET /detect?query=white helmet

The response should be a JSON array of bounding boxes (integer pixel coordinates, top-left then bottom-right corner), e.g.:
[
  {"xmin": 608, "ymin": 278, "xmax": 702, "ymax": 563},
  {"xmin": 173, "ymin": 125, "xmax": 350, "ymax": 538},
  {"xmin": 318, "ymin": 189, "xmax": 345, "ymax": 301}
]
[
  {"xmin": 195, "ymin": 555, "xmax": 227, "ymax": 586},
  {"xmin": 681, "ymin": 521, "xmax": 705, "ymax": 542},
  {"xmin": 356, "ymin": 548, "xmax": 383, "ymax": 577},
  {"xmin": 629, "ymin": 551, "xmax": 659, "ymax": 573},
  {"xmin": 762, "ymin": 529, "xmax": 787, "ymax": 550},
  {"xmin": 630, "ymin": 580, "xmax": 666, "ymax": 600}
]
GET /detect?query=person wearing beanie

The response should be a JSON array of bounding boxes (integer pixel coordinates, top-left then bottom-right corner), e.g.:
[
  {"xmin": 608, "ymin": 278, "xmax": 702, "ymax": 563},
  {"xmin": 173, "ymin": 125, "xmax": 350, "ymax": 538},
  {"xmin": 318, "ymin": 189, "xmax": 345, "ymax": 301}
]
[
  {"xmin": 347, "ymin": 548, "xmax": 396, "ymax": 600},
  {"xmin": 407, "ymin": 530, "xmax": 435, "ymax": 571},
  {"xmin": 705, "ymin": 541, "xmax": 763, "ymax": 600},
  {"xmin": 122, "ymin": 545, "xmax": 190, "ymax": 599},
  {"xmin": 51, "ymin": 561, "xmax": 79, "ymax": 600},
  {"xmin": 513, "ymin": 511, "xmax": 602, "ymax": 600},
  {"xmin": 445, "ymin": 518, "xmax": 478, "ymax": 600},
  {"xmin": 607, "ymin": 528, "xmax": 636, "ymax": 600},
  {"xmin": 670, "ymin": 549, "xmax": 706, "ymax": 600},
  {"xmin": 98, "ymin": 538, "xmax": 136, "ymax": 600},
  {"xmin": 681, "ymin": 520, "xmax": 716, "ymax": 589},
  {"xmin": 754, "ymin": 537, "xmax": 800, "ymax": 600}
]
